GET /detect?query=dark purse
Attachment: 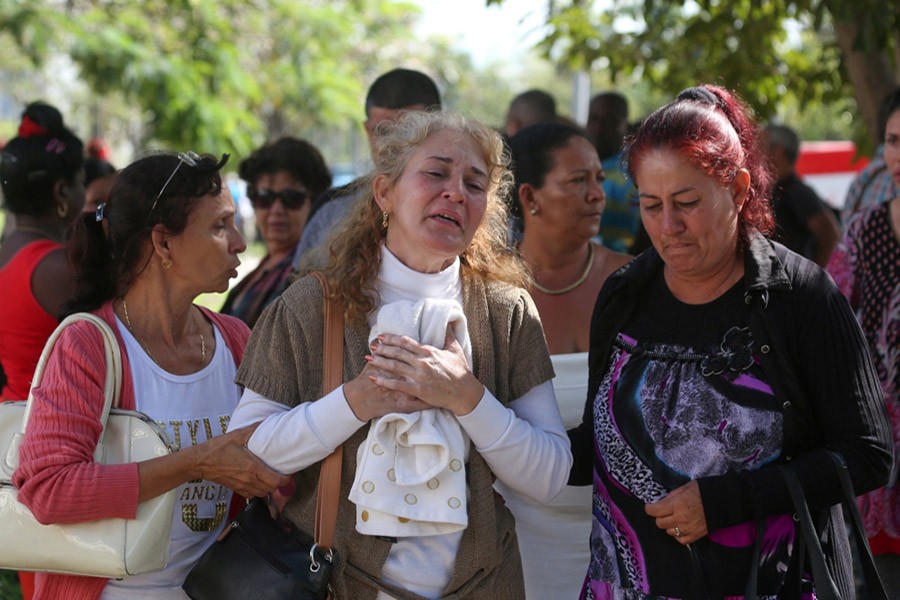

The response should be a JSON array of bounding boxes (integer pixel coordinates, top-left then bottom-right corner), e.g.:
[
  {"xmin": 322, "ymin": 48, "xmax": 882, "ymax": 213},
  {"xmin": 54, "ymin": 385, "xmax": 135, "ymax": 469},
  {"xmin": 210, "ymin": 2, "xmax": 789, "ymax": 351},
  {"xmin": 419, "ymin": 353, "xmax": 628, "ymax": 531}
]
[
  {"xmin": 744, "ymin": 450, "xmax": 888, "ymax": 600},
  {"xmin": 184, "ymin": 497, "xmax": 334, "ymax": 600},
  {"xmin": 183, "ymin": 272, "xmax": 344, "ymax": 600}
]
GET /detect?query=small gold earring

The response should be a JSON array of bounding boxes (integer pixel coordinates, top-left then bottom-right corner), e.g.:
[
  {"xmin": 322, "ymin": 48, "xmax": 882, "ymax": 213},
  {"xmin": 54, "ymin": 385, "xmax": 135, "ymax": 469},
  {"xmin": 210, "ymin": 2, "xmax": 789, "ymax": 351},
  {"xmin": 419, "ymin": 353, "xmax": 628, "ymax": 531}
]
[
  {"xmin": 382, "ymin": 211, "xmax": 389, "ymax": 229},
  {"xmin": 162, "ymin": 258, "xmax": 173, "ymax": 269},
  {"xmin": 57, "ymin": 201, "xmax": 69, "ymax": 218}
]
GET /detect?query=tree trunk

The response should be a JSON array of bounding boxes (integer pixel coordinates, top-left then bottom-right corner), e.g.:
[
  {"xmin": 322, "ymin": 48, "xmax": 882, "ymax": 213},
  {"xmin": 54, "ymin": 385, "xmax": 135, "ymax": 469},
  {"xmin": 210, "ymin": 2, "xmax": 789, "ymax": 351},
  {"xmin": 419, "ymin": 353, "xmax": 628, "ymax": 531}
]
[
  {"xmin": 831, "ymin": 12, "xmax": 898, "ymax": 146},
  {"xmin": 264, "ymin": 109, "xmax": 288, "ymax": 140}
]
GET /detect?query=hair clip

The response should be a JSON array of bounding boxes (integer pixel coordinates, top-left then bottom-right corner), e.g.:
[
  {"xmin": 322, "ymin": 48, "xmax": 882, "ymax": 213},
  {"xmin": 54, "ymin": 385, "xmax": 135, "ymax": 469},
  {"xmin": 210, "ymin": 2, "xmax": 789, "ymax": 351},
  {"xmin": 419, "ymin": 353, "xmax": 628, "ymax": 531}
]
[
  {"xmin": 95, "ymin": 202, "xmax": 106, "ymax": 222},
  {"xmin": 18, "ymin": 115, "xmax": 49, "ymax": 138},
  {"xmin": 677, "ymin": 87, "xmax": 722, "ymax": 109}
]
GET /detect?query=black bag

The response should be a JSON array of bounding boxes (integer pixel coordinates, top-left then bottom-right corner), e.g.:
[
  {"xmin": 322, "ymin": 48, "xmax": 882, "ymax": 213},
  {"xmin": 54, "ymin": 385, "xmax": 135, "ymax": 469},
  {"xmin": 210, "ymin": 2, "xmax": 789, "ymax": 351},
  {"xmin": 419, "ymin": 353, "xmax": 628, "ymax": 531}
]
[
  {"xmin": 183, "ymin": 272, "xmax": 344, "ymax": 600},
  {"xmin": 744, "ymin": 450, "xmax": 888, "ymax": 600},
  {"xmin": 183, "ymin": 498, "xmax": 334, "ymax": 600}
]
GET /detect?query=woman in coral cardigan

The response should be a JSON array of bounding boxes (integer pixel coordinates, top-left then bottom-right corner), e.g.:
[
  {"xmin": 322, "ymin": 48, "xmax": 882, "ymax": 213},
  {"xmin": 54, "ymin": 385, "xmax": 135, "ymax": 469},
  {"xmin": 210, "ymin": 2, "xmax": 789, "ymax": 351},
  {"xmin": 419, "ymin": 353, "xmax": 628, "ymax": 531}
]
[{"xmin": 13, "ymin": 152, "xmax": 288, "ymax": 600}]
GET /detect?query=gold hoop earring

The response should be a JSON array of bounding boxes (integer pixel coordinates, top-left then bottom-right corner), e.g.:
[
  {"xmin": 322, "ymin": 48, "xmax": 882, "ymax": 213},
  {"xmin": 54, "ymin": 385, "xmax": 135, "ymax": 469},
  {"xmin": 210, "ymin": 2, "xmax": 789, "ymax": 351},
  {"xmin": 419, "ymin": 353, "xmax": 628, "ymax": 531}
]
[
  {"xmin": 57, "ymin": 201, "xmax": 69, "ymax": 219},
  {"xmin": 162, "ymin": 258, "xmax": 173, "ymax": 269},
  {"xmin": 382, "ymin": 211, "xmax": 389, "ymax": 229}
]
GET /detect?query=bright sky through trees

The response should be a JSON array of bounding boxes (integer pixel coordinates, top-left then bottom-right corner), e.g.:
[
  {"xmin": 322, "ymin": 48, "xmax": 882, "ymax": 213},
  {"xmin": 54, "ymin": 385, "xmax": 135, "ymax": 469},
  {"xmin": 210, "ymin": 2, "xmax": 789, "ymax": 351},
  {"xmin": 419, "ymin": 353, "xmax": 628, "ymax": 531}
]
[{"xmin": 412, "ymin": 0, "xmax": 548, "ymax": 68}]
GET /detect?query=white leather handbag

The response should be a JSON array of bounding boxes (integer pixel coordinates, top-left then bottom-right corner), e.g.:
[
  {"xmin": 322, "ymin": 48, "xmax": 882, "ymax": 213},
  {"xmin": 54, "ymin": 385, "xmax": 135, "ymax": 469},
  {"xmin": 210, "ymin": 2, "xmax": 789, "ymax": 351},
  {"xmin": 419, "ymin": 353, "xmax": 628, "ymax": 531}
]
[{"xmin": 0, "ymin": 312, "xmax": 177, "ymax": 578}]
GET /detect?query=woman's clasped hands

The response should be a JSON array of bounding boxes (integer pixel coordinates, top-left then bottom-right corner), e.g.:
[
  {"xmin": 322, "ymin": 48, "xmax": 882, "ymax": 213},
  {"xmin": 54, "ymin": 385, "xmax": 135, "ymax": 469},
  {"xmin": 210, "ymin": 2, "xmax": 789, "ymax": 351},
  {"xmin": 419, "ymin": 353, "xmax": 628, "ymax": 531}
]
[{"xmin": 344, "ymin": 330, "xmax": 484, "ymax": 422}]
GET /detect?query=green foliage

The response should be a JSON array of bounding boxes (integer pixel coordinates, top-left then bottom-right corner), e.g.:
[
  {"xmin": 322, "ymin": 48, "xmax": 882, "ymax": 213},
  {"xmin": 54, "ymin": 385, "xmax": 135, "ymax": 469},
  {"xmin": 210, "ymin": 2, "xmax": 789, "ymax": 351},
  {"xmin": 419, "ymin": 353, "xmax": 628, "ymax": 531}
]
[
  {"xmin": 0, "ymin": 0, "xmax": 419, "ymax": 158},
  {"xmin": 416, "ymin": 37, "xmax": 529, "ymax": 129},
  {"xmin": 496, "ymin": 0, "xmax": 899, "ymax": 148},
  {"xmin": 0, "ymin": 569, "xmax": 21, "ymax": 600},
  {"xmin": 541, "ymin": 1, "xmax": 826, "ymax": 119}
]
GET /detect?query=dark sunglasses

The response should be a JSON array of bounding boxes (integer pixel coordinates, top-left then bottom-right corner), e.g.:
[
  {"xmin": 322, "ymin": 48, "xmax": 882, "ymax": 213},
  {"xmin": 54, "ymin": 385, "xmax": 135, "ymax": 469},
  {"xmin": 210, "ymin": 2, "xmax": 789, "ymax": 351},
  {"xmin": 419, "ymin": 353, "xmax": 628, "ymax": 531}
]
[{"xmin": 248, "ymin": 188, "xmax": 310, "ymax": 210}]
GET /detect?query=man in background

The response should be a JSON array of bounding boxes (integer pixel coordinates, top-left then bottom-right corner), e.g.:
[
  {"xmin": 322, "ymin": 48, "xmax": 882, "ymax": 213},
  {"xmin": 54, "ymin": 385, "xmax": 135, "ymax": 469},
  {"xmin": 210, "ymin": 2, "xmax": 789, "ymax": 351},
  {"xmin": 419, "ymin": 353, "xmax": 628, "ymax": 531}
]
[
  {"xmin": 764, "ymin": 123, "xmax": 841, "ymax": 266},
  {"xmin": 292, "ymin": 68, "xmax": 441, "ymax": 268},
  {"xmin": 504, "ymin": 89, "xmax": 557, "ymax": 137},
  {"xmin": 584, "ymin": 91, "xmax": 638, "ymax": 253}
]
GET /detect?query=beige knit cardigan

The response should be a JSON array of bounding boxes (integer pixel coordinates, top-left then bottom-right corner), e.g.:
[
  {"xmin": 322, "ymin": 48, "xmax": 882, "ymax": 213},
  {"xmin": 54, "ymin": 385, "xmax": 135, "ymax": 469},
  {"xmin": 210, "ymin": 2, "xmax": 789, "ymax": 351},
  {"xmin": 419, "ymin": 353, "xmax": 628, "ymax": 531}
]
[{"xmin": 236, "ymin": 272, "xmax": 555, "ymax": 600}]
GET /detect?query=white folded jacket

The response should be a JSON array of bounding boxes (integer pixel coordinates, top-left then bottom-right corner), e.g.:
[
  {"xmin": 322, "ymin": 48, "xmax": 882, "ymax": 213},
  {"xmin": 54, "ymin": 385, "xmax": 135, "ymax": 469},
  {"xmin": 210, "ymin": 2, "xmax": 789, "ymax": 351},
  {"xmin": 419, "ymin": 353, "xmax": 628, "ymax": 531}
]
[{"xmin": 349, "ymin": 298, "xmax": 471, "ymax": 537}]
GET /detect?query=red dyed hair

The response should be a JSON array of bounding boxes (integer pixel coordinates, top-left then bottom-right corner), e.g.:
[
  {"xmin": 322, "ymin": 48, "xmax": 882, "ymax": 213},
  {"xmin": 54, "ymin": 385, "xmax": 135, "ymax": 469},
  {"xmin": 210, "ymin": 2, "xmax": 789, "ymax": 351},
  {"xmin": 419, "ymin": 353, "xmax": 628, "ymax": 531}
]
[{"xmin": 625, "ymin": 85, "xmax": 775, "ymax": 242}]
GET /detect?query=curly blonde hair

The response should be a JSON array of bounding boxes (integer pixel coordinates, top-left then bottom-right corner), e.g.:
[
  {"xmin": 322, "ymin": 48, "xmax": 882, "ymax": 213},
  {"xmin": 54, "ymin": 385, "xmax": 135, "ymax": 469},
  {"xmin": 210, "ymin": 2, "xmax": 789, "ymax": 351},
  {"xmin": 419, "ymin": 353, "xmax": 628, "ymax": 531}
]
[{"xmin": 318, "ymin": 111, "xmax": 526, "ymax": 326}]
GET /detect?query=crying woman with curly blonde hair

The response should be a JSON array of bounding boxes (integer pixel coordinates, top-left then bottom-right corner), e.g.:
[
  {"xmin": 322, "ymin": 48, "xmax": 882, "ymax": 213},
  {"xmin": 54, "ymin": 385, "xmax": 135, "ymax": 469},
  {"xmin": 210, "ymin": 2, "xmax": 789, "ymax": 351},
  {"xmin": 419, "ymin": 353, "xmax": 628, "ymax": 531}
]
[{"xmin": 229, "ymin": 110, "xmax": 573, "ymax": 599}]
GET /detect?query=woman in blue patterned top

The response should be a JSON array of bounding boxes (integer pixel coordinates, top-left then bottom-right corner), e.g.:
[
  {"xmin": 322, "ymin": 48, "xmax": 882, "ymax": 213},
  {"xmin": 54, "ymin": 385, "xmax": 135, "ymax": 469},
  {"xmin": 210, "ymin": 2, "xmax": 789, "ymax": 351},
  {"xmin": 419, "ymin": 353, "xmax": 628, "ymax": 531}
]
[{"xmin": 568, "ymin": 85, "xmax": 892, "ymax": 599}]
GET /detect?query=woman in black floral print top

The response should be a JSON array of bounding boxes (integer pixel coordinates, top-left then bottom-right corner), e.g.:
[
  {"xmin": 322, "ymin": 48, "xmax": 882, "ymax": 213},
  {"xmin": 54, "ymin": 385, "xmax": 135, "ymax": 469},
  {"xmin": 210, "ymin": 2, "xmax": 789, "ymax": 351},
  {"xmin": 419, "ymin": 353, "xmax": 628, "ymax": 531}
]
[{"xmin": 568, "ymin": 85, "xmax": 892, "ymax": 600}]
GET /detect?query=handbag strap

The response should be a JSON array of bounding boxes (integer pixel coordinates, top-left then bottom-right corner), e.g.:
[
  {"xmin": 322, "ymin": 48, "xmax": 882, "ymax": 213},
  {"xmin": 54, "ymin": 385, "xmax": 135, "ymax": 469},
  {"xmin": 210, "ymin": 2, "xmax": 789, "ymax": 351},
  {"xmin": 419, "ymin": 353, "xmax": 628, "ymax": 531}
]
[
  {"xmin": 825, "ymin": 451, "xmax": 888, "ymax": 600},
  {"xmin": 742, "ymin": 519, "xmax": 765, "ymax": 598},
  {"xmin": 745, "ymin": 452, "xmax": 889, "ymax": 600},
  {"xmin": 779, "ymin": 464, "xmax": 842, "ymax": 600},
  {"xmin": 310, "ymin": 272, "xmax": 343, "ymax": 551},
  {"xmin": 9, "ymin": 313, "xmax": 122, "ymax": 470}
]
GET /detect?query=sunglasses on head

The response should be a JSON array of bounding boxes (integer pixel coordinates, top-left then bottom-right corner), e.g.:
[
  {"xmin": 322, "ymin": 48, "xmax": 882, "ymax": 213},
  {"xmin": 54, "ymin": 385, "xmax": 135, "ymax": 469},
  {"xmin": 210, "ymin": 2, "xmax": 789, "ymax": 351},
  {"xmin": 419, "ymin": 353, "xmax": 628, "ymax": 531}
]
[
  {"xmin": 150, "ymin": 151, "xmax": 200, "ymax": 219},
  {"xmin": 248, "ymin": 188, "xmax": 310, "ymax": 210}
]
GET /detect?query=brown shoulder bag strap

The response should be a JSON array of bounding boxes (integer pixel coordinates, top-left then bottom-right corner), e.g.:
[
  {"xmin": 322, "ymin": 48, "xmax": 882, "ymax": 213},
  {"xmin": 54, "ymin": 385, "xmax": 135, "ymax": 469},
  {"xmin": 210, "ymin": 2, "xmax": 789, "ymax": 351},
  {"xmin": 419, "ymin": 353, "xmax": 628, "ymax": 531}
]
[{"xmin": 310, "ymin": 271, "xmax": 343, "ymax": 551}]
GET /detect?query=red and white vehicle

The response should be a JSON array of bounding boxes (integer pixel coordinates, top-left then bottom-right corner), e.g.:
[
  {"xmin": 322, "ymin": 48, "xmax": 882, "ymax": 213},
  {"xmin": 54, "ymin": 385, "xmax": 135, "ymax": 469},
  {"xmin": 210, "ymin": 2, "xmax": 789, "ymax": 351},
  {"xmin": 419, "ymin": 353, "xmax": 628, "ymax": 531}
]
[{"xmin": 796, "ymin": 141, "xmax": 870, "ymax": 211}]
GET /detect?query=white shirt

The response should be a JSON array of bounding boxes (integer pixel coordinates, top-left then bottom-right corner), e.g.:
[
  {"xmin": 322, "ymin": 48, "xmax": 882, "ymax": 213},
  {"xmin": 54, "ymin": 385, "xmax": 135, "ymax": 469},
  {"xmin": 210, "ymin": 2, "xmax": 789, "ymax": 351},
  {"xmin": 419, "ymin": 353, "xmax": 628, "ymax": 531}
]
[
  {"xmin": 230, "ymin": 246, "xmax": 572, "ymax": 599},
  {"xmin": 102, "ymin": 321, "xmax": 239, "ymax": 600}
]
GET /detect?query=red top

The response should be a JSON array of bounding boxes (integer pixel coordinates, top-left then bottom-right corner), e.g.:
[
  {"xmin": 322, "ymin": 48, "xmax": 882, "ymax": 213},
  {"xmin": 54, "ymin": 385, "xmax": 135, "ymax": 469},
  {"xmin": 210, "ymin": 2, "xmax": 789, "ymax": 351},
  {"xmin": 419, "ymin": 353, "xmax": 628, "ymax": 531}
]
[{"xmin": 0, "ymin": 240, "xmax": 62, "ymax": 401}]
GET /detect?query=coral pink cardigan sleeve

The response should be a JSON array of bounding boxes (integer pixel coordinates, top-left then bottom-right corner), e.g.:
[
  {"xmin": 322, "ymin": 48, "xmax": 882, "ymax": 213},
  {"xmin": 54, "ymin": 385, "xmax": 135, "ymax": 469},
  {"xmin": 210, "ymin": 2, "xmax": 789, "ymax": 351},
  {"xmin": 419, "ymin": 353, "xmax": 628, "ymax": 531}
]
[{"xmin": 12, "ymin": 304, "xmax": 140, "ymax": 524}]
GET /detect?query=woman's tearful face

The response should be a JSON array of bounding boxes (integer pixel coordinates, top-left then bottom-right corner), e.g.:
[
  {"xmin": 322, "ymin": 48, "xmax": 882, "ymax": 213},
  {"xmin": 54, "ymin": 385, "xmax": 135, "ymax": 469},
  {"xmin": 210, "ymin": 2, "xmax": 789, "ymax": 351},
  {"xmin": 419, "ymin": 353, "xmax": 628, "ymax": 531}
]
[{"xmin": 376, "ymin": 129, "xmax": 489, "ymax": 273}]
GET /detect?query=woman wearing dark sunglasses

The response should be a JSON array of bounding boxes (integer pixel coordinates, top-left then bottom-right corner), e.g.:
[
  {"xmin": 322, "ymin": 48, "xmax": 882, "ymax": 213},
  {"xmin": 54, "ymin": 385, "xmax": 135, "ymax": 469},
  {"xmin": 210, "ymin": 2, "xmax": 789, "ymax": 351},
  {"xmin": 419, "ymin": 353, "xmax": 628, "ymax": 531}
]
[{"xmin": 221, "ymin": 137, "xmax": 331, "ymax": 327}]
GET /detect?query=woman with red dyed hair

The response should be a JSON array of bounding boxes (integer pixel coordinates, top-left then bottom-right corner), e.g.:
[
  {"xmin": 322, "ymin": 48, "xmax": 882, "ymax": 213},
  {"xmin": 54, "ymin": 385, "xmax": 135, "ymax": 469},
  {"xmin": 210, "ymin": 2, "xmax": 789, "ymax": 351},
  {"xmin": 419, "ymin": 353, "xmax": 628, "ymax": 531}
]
[{"xmin": 567, "ymin": 85, "xmax": 891, "ymax": 598}]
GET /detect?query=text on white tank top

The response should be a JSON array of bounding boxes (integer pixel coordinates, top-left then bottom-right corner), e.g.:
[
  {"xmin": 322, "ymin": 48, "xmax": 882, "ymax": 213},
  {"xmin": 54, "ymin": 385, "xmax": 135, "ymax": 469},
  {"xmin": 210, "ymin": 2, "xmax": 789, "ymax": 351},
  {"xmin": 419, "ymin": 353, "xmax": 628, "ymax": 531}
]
[{"xmin": 101, "ymin": 318, "xmax": 239, "ymax": 600}]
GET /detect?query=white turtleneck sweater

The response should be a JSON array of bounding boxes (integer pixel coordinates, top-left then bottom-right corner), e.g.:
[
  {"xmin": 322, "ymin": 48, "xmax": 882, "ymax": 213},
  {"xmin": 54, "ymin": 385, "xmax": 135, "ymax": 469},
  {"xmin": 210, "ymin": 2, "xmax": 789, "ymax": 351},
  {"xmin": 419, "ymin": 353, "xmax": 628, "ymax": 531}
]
[{"xmin": 230, "ymin": 246, "xmax": 571, "ymax": 599}]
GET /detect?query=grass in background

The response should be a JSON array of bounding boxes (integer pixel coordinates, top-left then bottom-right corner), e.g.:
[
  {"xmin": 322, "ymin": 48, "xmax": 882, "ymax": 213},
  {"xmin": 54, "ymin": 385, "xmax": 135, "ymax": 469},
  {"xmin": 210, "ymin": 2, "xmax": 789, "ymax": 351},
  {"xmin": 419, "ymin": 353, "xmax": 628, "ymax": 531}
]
[
  {"xmin": 194, "ymin": 291, "xmax": 230, "ymax": 312},
  {"xmin": 0, "ymin": 219, "xmax": 20, "ymax": 599},
  {"xmin": 1, "ymin": 218, "xmax": 23, "ymax": 598},
  {"xmin": 0, "ymin": 570, "xmax": 21, "ymax": 600}
]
